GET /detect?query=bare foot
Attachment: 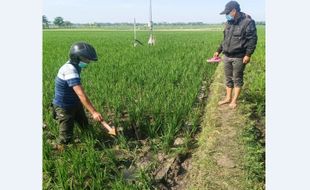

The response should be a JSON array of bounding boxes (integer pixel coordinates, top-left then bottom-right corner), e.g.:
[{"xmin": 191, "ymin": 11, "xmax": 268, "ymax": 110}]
[
  {"xmin": 218, "ymin": 99, "xmax": 231, "ymax": 106},
  {"xmin": 229, "ymin": 102, "xmax": 237, "ymax": 109}
]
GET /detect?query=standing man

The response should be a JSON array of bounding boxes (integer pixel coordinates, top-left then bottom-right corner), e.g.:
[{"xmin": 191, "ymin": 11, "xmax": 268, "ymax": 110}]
[
  {"xmin": 51, "ymin": 42, "xmax": 111, "ymax": 148},
  {"xmin": 215, "ymin": 1, "xmax": 257, "ymax": 108}
]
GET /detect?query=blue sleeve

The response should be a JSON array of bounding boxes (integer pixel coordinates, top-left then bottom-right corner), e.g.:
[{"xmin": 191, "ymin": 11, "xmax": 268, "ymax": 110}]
[{"xmin": 67, "ymin": 78, "xmax": 81, "ymax": 87}]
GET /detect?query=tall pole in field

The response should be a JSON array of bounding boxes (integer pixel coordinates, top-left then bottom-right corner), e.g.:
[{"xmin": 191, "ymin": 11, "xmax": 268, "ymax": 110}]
[
  {"xmin": 134, "ymin": 18, "xmax": 136, "ymax": 39},
  {"xmin": 133, "ymin": 18, "xmax": 143, "ymax": 47},
  {"xmin": 148, "ymin": 0, "xmax": 155, "ymax": 45},
  {"xmin": 149, "ymin": 0, "xmax": 152, "ymax": 31},
  {"xmin": 134, "ymin": 18, "xmax": 137, "ymax": 47}
]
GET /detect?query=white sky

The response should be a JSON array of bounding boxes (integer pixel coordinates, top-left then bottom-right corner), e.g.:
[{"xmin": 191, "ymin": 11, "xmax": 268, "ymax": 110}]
[{"xmin": 43, "ymin": 0, "xmax": 265, "ymax": 23}]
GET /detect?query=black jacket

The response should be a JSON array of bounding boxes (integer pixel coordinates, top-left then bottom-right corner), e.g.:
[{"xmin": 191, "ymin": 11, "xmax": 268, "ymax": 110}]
[{"xmin": 217, "ymin": 12, "xmax": 258, "ymax": 58}]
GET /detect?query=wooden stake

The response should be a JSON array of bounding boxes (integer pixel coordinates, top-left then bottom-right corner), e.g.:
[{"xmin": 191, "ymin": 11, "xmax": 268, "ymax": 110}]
[{"xmin": 101, "ymin": 121, "xmax": 117, "ymax": 136}]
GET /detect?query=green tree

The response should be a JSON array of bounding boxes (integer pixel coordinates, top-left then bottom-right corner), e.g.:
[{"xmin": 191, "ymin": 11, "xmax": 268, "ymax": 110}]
[
  {"xmin": 42, "ymin": 15, "xmax": 49, "ymax": 28},
  {"xmin": 53, "ymin": 17, "xmax": 64, "ymax": 27}
]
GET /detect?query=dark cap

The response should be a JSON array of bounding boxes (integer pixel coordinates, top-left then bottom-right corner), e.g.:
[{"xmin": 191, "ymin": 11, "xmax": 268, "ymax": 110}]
[{"xmin": 220, "ymin": 1, "xmax": 240, "ymax": 15}]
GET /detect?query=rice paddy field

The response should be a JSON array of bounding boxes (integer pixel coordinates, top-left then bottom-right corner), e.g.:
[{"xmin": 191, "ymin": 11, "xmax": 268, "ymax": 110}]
[{"xmin": 43, "ymin": 27, "xmax": 265, "ymax": 189}]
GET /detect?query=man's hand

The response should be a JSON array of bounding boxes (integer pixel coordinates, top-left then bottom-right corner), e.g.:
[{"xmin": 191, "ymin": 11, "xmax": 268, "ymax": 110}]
[
  {"xmin": 213, "ymin": 52, "xmax": 219, "ymax": 57},
  {"xmin": 92, "ymin": 111, "xmax": 103, "ymax": 122},
  {"xmin": 243, "ymin": 55, "xmax": 251, "ymax": 64}
]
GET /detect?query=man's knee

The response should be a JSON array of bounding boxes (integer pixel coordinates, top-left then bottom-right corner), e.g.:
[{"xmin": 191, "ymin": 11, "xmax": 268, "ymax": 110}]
[
  {"xmin": 233, "ymin": 77, "xmax": 244, "ymax": 87},
  {"xmin": 226, "ymin": 80, "xmax": 234, "ymax": 88}
]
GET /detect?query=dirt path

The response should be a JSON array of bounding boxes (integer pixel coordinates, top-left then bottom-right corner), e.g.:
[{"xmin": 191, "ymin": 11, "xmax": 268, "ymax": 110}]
[{"xmin": 175, "ymin": 62, "xmax": 254, "ymax": 190}]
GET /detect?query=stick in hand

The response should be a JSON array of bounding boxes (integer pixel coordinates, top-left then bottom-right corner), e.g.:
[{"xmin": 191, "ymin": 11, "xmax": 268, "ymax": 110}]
[{"xmin": 100, "ymin": 120, "xmax": 117, "ymax": 136}]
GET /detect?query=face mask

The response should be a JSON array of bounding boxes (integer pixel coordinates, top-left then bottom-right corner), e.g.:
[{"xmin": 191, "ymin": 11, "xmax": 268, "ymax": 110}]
[
  {"xmin": 78, "ymin": 61, "xmax": 88, "ymax": 68},
  {"xmin": 226, "ymin": 14, "xmax": 234, "ymax": 21}
]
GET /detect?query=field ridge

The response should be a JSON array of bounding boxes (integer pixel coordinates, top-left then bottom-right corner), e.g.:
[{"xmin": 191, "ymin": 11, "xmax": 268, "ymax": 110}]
[{"xmin": 184, "ymin": 62, "xmax": 265, "ymax": 190}]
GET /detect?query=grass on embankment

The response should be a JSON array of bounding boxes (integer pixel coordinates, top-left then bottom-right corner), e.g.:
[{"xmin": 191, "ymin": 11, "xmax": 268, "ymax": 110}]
[{"xmin": 186, "ymin": 62, "xmax": 265, "ymax": 190}]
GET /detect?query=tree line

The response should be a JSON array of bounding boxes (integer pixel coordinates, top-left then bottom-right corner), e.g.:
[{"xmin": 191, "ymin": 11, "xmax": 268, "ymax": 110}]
[
  {"xmin": 42, "ymin": 15, "xmax": 265, "ymax": 29},
  {"xmin": 42, "ymin": 15, "xmax": 72, "ymax": 28}
]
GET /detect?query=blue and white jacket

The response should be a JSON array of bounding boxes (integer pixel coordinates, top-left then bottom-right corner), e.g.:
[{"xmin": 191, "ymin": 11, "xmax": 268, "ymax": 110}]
[{"xmin": 53, "ymin": 61, "xmax": 82, "ymax": 108}]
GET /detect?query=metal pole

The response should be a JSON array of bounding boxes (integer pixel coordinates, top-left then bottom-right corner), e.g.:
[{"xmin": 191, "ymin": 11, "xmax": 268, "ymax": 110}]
[
  {"xmin": 134, "ymin": 18, "xmax": 136, "ymax": 40},
  {"xmin": 149, "ymin": 0, "xmax": 153, "ymax": 32},
  {"xmin": 148, "ymin": 0, "xmax": 155, "ymax": 45}
]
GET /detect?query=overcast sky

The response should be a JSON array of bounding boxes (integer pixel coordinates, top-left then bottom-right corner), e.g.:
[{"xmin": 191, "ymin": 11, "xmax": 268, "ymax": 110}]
[{"xmin": 43, "ymin": 0, "xmax": 265, "ymax": 24}]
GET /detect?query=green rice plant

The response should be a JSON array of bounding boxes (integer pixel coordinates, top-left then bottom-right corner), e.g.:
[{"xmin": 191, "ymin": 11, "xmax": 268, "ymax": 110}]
[
  {"xmin": 242, "ymin": 27, "xmax": 266, "ymax": 119},
  {"xmin": 42, "ymin": 30, "xmax": 244, "ymax": 189}
]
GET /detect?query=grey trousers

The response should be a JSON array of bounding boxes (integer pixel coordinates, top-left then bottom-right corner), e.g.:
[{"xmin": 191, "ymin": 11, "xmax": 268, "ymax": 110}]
[
  {"xmin": 223, "ymin": 55, "xmax": 246, "ymax": 88},
  {"xmin": 53, "ymin": 103, "xmax": 89, "ymax": 144}
]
